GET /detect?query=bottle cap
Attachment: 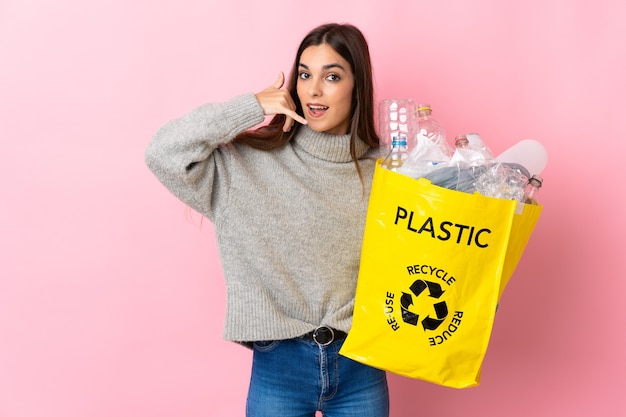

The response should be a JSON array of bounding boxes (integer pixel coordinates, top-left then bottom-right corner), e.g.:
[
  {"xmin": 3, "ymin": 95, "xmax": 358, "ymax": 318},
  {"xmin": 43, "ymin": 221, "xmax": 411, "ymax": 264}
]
[
  {"xmin": 416, "ymin": 104, "xmax": 432, "ymax": 117},
  {"xmin": 417, "ymin": 104, "xmax": 432, "ymax": 112},
  {"xmin": 454, "ymin": 135, "xmax": 469, "ymax": 147},
  {"xmin": 529, "ymin": 175, "xmax": 543, "ymax": 188},
  {"xmin": 391, "ymin": 136, "xmax": 408, "ymax": 146}
]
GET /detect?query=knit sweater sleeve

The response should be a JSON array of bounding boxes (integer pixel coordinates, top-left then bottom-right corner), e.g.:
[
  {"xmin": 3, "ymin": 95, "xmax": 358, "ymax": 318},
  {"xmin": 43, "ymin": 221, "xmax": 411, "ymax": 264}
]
[{"xmin": 144, "ymin": 93, "xmax": 265, "ymax": 219}]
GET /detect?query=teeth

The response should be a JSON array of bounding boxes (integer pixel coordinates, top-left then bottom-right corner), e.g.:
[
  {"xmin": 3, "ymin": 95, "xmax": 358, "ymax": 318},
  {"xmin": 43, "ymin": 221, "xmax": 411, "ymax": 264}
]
[{"xmin": 309, "ymin": 105, "xmax": 328, "ymax": 110}]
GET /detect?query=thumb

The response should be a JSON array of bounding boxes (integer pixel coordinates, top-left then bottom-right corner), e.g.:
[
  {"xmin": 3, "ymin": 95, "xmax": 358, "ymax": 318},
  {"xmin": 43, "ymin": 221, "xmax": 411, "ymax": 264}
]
[{"xmin": 271, "ymin": 71, "xmax": 285, "ymax": 89}]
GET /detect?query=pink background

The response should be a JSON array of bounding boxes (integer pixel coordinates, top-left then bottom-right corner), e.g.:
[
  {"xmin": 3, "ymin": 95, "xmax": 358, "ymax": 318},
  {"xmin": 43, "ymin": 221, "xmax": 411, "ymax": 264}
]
[{"xmin": 1, "ymin": 1, "xmax": 624, "ymax": 416}]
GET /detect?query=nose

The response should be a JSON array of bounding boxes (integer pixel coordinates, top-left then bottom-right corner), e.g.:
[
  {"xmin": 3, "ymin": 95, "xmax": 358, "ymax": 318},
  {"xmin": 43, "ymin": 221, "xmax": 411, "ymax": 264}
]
[{"xmin": 308, "ymin": 78, "xmax": 322, "ymax": 97}]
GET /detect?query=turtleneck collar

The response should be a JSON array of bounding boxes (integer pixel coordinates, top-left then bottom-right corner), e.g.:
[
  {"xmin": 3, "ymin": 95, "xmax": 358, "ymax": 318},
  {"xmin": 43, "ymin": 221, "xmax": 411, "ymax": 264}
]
[{"xmin": 293, "ymin": 125, "xmax": 372, "ymax": 163}]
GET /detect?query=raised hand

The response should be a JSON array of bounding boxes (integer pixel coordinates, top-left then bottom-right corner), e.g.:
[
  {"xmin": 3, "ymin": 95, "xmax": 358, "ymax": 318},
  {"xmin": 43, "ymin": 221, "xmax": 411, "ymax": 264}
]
[{"xmin": 255, "ymin": 72, "xmax": 308, "ymax": 132}]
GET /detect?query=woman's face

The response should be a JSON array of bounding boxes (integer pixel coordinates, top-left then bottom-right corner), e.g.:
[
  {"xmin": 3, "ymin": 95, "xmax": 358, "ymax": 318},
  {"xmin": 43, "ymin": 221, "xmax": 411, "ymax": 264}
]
[{"xmin": 296, "ymin": 43, "xmax": 355, "ymax": 135}]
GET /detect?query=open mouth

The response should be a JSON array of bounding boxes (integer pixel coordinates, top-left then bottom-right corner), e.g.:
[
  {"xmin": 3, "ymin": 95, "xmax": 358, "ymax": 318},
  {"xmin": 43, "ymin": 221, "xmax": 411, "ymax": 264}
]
[{"xmin": 307, "ymin": 105, "xmax": 329, "ymax": 117}]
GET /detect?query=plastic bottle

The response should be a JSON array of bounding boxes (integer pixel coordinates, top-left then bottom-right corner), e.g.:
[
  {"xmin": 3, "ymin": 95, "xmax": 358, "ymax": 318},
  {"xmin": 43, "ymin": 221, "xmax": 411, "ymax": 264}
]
[
  {"xmin": 454, "ymin": 135, "xmax": 469, "ymax": 149},
  {"xmin": 524, "ymin": 174, "xmax": 543, "ymax": 205},
  {"xmin": 396, "ymin": 104, "xmax": 450, "ymax": 179},
  {"xmin": 415, "ymin": 104, "xmax": 449, "ymax": 154},
  {"xmin": 378, "ymin": 99, "xmax": 416, "ymax": 157},
  {"xmin": 466, "ymin": 132, "xmax": 495, "ymax": 160},
  {"xmin": 451, "ymin": 133, "xmax": 495, "ymax": 167},
  {"xmin": 381, "ymin": 136, "xmax": 409, "ymax": 171},
  {"xmin": 496, "ymin": 139, "xmax": 548, "ymax": 177}
]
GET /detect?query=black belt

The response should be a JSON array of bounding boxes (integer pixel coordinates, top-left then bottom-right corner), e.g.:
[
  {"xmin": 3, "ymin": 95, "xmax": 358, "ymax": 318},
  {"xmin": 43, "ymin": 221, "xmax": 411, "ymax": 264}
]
[{"xmin": 301, "ymin": 326, "xmax": 347, "ymax": 346}]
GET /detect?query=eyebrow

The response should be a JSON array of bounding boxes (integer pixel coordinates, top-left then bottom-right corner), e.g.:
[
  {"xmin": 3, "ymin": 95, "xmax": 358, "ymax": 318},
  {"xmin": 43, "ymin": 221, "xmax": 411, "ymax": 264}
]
[{"xmin": 299, "ymin": 63, "xmax": 346, "ymax": 71}]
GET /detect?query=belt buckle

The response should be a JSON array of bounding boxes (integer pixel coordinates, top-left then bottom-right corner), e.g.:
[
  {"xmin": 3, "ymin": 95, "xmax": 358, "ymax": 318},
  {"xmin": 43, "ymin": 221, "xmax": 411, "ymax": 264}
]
[{"xmin": 312, "ymin": 326, "xmax": 334, "ymax": 346}]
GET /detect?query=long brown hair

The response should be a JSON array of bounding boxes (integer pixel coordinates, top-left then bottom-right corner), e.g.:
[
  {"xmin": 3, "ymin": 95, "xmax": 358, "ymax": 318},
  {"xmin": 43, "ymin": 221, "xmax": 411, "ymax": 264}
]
[{"xmin": 235, "ymin": 23, "xmax": 378, "ymax": 178}]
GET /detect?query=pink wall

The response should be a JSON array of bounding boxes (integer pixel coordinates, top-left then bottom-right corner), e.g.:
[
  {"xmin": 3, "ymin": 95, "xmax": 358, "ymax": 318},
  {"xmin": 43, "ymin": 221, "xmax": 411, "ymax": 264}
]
[{"xmin": 1, "ymin": 1, "xmax": 624, "ymax": 416}]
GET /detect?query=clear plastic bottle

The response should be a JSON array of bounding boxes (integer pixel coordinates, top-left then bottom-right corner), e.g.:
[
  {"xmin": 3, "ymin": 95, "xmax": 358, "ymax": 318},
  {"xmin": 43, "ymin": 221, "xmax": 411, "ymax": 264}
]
[
  {"xmin": 416, "ymin": 104, "xmax": 449, "ymax": 154},
  {"xmin": 454, "ymin": 135, "xmax": 469, "ymax": 149},
  {"xmin": 381, "ymin": 136, "xmax": 409, "ymax": 171},
  {"xmin": 466, "ymin": 132, "xmax": 495, "ymax": 160},
  {"xmin": 524, "ymin": 174, "xmax": 543, "ymax": 205},
  {"xmin": 378, "ymin": 99, "xmax": 416, "ymax": 156},
  {"xmin": 451, "ymin": 133, "xmax": 495, "ymax": 167}
]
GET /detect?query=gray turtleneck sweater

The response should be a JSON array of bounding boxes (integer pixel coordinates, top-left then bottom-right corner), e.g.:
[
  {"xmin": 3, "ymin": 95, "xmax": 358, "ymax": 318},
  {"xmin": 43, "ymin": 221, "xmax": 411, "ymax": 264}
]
[{"xmin": 145, "ymin": 93, "xmax": 377, "ymax": 342}]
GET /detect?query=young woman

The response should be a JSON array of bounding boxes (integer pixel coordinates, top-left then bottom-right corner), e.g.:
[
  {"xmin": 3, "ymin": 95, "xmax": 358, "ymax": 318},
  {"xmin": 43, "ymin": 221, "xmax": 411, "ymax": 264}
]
[{"xmin": 145, "ymin": 23, "xmax": 389, "ymax": 417}]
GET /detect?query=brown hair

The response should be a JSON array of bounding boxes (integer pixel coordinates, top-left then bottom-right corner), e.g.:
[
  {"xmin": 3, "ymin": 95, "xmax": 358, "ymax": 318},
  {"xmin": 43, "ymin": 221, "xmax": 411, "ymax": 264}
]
[{"xmin": 234, "ymin": 23, "xmax": 378, "ymax": 179}]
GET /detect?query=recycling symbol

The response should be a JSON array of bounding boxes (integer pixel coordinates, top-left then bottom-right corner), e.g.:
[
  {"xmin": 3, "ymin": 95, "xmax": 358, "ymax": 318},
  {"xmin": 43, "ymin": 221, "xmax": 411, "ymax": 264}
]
[{"xmin": 400, "ymin": 280, "xmax": 448, "ymax": 330}]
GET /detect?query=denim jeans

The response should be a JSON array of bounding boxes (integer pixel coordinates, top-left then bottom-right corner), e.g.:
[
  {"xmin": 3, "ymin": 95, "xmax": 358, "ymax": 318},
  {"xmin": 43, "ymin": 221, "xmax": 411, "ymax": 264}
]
[{"xmin": 246, "ymin": 337, "xmax": 389, "ymax": 417}]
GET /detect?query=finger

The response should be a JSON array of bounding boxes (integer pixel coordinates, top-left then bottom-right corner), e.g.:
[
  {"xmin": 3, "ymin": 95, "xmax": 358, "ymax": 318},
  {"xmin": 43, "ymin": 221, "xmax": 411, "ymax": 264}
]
[
  {"xmin": 288, "ymin": 111, "xmax": 308, "ymax": 126},
  {"xmin": 282, "ymin": 116, "xmax": 293, "ymax": 132},
  {"xmin": 271, "ymin": 71, "xmax": 285, "ymax": 89},
  {"xmin": 282, "ymin": 108, "xmax": 307, "ymax": 125},
  {"xmin": 283, "ymin": 111, "xmax": 308, "ymax": 132}
]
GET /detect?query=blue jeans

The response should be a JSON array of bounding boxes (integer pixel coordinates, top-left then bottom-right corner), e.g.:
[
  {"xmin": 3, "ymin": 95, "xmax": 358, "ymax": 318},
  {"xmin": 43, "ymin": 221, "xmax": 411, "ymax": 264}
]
[{"xmin": 246, "ymin": 337, "xmax": 389, "ymax": 417}]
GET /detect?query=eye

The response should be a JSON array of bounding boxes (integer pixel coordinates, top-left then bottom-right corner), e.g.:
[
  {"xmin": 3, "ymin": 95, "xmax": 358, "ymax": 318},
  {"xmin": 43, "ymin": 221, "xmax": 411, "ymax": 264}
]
[
  {"xmin": 326, "ymin": 73, "xmax": 341, "ymax": 82},
  {"xmin": 298, "ymin": 72, "xmax": 310, "ymax": 80}
]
